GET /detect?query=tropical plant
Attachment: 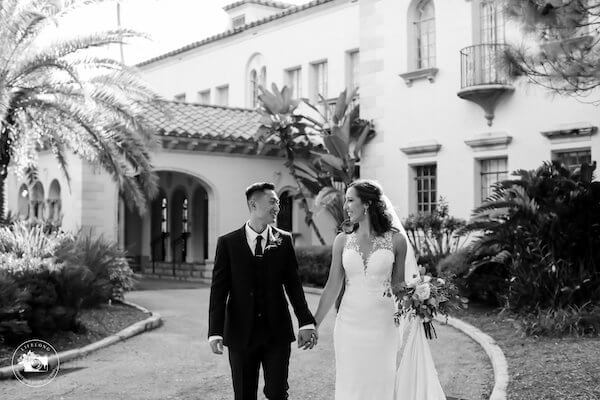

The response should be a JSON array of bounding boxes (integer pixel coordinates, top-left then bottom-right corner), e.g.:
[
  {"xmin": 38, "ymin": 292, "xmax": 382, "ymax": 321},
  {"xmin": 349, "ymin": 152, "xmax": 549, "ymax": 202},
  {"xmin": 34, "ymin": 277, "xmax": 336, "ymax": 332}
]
[
  {"xmin": 0, "ymin": 221, "xmax": 69, "ymax": 258},
  {"xmin": 403, "ymin": 198, "xmax": 468, "ymax": 274},
  {"xmin": 257, "ymin": 84, "xmax": 375, "ymax": 241},
  {"xmin": 55, "ymin": 229, "xmax": 136, "ymax": 306},
  {"xmin": 0, "ymin": 0, "xmax": 162, "ymax": 222},
  {"xmin": 460, "ymin": 160, "xmax": 600, "ymax": 313}
]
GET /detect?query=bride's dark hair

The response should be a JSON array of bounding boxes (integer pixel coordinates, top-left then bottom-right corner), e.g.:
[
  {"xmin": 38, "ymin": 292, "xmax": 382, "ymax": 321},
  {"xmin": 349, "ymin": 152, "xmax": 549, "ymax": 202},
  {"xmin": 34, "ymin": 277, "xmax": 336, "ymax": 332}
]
[{"xmin": 345, "ymin": 179, "xmax": 395, "ymax": 236}]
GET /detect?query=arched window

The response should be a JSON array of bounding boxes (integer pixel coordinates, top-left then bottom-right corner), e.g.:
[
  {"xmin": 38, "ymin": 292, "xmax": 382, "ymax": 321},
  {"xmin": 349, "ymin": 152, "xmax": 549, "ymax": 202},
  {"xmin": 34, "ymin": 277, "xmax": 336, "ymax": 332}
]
[
  {"xmin": 414, "ymin": 0, "xmax": 436, "ymax": 69},
  {"xmin": 246, "ymin": 53, "xmax": 266, "ymax": 107},
  {"xmin": 480, "ymin": 0, "xmax": 504, "ymax": 44},
  {"xmin": 250, "ymin": 69, "xmax": 259, "ymax": 108},
  {"xmin": 260, "ymin": 66, "xmax": 267, "ymax": 88}
]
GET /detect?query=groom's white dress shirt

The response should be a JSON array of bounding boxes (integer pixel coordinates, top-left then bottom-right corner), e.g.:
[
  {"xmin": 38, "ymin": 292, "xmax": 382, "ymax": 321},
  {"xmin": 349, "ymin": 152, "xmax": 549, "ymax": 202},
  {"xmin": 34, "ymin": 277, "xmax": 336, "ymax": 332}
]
[{"xmin": 208, "ymin": 222, "xmax": 314, "ymax": 343}]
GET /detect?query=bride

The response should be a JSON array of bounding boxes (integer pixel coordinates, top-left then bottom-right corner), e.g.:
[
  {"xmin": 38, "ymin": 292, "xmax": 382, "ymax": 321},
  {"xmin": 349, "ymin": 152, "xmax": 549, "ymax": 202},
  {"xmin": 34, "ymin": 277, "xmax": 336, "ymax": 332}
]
[{"xmin": 313, "ymin": 179, "xmax": 446, "ymax": 400}]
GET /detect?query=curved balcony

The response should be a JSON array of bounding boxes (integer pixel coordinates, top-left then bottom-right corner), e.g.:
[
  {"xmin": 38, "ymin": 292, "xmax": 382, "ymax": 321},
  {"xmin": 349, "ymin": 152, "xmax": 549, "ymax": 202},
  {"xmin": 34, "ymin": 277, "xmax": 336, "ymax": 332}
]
[{"xmin": 457, "ymin": 44, "xmax": 515, "ymax": 126}]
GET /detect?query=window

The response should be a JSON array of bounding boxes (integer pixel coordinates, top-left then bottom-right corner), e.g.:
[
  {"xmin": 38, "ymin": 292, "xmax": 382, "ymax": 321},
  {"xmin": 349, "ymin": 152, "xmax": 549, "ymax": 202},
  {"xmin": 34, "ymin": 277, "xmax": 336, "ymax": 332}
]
[
  {"xmin": 250, "ymin": 69, "xmax": 259, "ymax": 108},
  {"xmin": 232, "ymin": 15, "xmax": 246, "ymax": 29},
  {"xmin": 216, "ymin": 85, "xmax": 229, "ymax": 106},
  {"xmin": 480, "ymin": 0, "xmax": 505, "ymax": 44},
  {"xmin": 480, "ymin": 158, "xmax": 508, "ymax": 202},
  {"xmin": 246, "ymin": 53, "xmax": 266, "ymax": 108},
  {"xmin": 197, "ymin": 89, "xmax": 210, "ymax": 105},
  {"xmin": 415, "ymin": 164, "xmax": 437, "ymax": 213},
  {"xmin": 174, "ymin": 93, "xmax": 186, "ymax": 102},
  {"xmin": 285, "ymin": 67, "xmax": 302, "ymax": 98},
  {"xmin": 311, "ymin": 60, "xmax": 328, "ymax": 101},
  {"xmin": 414, "ymin": 0, "xmax": 436, "ymax": 69},
  {"xmin": 554, "ymin": 149, "xmax": 592, "ymax": 171},
  {"xmin": 182, "ymin": 197, "xmax": 189, "ymax": 233},
  {"xmin": 347, "ymin": 50, "xmax": 359, "ymax": 91},
  {"xmin": 161, "ymin": 197, "xmax": 168, "ymax": 234}
]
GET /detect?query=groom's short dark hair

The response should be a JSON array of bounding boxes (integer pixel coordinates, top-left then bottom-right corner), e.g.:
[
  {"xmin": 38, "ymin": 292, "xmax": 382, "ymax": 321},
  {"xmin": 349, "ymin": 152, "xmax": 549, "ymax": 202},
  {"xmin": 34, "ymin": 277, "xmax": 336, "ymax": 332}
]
[{"xmin": 245, "ymin": 182, "xmax": 275, "ymax": 201}]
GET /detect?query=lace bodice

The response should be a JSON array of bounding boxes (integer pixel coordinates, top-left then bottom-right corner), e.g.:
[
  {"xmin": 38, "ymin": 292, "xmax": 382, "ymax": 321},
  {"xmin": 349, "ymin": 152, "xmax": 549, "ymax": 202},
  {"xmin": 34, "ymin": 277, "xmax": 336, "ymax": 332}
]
[{"xmin": 342, "ymin": 231, "xmax": 394, "ymax": 293}]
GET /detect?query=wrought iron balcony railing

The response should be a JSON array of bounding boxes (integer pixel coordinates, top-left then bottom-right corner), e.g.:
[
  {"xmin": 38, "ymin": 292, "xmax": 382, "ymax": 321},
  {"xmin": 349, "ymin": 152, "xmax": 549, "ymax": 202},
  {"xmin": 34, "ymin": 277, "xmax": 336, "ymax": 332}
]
[{"xmin": 460, "ymin": 43, "xmax": 511, "ymax": 89}]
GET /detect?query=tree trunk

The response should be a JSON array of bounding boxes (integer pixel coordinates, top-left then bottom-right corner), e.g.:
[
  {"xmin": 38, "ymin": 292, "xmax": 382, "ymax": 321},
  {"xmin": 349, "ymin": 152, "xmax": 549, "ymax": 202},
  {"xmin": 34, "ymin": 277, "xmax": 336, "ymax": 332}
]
[{"xmin": 0, "ymin": 173, "xmax": 5, "ymax": 223}]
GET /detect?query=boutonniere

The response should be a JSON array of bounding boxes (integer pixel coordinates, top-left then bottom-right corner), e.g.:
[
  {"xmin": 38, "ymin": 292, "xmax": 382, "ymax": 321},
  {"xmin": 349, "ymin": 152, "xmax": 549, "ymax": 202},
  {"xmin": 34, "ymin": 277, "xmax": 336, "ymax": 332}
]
[{"xmin": 264, "ymin": 231, "xmax": 283, "ymax": 252}]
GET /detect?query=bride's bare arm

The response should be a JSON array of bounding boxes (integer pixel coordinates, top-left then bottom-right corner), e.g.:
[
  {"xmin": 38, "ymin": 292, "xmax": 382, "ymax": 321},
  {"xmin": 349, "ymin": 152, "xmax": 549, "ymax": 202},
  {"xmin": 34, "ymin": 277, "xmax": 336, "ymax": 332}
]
[
  {"xmin": 314, "ymin": 232, "xmax": 346, "ymax": 328},
  {"xmin": 391, "ymin": 232, "xmax": 408, "ymax": 291}
]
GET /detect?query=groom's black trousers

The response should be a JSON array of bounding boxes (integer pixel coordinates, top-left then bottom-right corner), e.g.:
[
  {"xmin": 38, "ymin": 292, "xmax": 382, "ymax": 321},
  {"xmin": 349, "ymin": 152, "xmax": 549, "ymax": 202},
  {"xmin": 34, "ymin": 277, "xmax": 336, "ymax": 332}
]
[{"xmin": 228, "ymin": 342, "xmax": 291, "ymax": 400}]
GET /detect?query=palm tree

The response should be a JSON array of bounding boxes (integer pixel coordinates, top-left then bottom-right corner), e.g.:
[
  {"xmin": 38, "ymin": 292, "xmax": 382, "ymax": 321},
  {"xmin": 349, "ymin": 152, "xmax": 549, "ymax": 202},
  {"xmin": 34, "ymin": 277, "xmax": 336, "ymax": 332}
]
[{"xmin": 0, "ymin": 0, "xmax": 161, "ymax": 222}]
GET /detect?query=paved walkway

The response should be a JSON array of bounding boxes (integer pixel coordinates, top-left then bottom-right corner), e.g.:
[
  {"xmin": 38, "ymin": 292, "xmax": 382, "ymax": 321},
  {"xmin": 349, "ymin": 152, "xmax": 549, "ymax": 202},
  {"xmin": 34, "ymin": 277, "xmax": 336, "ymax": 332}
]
[{"xmin": 1, "ymin": 283, "xmax": 493, "ymax": 399}]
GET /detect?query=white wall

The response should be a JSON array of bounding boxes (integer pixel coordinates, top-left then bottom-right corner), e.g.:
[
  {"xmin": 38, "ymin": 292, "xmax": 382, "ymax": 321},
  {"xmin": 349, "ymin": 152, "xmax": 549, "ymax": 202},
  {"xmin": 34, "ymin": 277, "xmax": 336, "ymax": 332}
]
[
  {"xmin": 138, "ymin": 0, "xmax": 358, "ymax": 107},
  {"xmin": 360, "ymin": 0, "xmax": 600, "ymax": 220}
]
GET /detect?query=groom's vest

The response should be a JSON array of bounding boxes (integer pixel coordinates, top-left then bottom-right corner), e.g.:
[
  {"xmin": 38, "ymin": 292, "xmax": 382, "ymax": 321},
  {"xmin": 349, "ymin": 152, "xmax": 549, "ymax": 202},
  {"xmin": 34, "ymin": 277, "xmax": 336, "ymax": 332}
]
[{"xmin": 250, "ymin": 252, "xmax": 270, "ymax": 346}]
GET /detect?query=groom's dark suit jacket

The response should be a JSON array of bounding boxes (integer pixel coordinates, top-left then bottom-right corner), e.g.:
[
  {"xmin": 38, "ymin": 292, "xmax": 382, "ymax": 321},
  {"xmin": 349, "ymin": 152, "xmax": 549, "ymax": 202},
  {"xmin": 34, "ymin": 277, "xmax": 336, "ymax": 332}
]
[{"xmin": 208, "ymin": 225, "xmax": 315, "ymax": 349}]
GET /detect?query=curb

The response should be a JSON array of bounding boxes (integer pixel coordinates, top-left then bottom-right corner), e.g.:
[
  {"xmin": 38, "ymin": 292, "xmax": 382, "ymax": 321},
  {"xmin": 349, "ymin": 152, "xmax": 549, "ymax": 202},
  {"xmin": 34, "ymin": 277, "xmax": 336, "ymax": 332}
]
[
  {"xmin": 434, "ymin": 315, "xmax": 508, "ymax": 400},
  {"xmin": 0, "ymin": 301, "xmax": 163, "ymax": 380},
  {"xmin": 302, "ymin": 286, "xmax": 508, "ymax": 400}
]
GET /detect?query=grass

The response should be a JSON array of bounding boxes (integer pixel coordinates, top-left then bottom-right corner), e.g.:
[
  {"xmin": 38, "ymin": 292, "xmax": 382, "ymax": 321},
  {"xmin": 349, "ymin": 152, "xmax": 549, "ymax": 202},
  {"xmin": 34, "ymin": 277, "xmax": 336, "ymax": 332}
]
[
  {"xmin": 456, "ymin": 304, "xmax": 600, "ymax": 400},
  {"xmin": 0, "ymin": 302, "xmax": 149, "ymax": 368}
]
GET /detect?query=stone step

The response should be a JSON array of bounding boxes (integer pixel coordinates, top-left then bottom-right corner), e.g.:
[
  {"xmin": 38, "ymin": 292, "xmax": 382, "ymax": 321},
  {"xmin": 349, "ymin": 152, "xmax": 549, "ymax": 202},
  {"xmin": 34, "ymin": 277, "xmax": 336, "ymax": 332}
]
[{"xmin": 139, "ymin": 273, "xmax": 210, "ymax": 284}]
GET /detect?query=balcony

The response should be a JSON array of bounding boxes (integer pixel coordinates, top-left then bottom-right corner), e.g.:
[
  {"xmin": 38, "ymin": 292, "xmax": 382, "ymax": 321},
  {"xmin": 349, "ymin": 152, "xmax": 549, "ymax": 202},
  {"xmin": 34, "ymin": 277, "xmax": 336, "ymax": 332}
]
[{"xmin": 457, "ymin": 44, "xmax": 515, "ymax": 126}]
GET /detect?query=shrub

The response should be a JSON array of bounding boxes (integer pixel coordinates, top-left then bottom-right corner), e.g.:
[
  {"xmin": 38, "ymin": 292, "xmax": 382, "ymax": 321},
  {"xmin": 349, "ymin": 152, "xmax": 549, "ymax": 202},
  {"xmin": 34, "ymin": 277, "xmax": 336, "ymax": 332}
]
[
  {"xmin": 0, "ymin": 221, "xmax": 69, "ymax": 258},
  {"xmin": 520, "ymin": 305, "xmax": 600, "ymax": 337},
  {"xmin": 296, "ymin": 245, "xmax": 332, "ymax": 287},
  {"xmin": 403, "ymin": 198, "xmax": 468, "ymax": 275},
  {"xmin": 0, "ymin": 271, "xmax": 31, "ymax": 343},
  {"xmin": 461, "ymin": 161, "xmax": 600, "ymax": 315},
  {"xmin": 55, "ymin": 230, "xmax": 136, "ymax": 306}
]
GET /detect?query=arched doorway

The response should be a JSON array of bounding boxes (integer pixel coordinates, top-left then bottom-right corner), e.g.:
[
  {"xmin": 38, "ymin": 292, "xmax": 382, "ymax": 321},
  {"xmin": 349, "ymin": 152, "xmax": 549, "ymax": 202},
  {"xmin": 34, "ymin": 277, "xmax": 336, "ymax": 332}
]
[
  {"xmin": 277, "ymin": 189, "xmax": 293, "ymax": 232},
  {"xmin": 123, "ymin": 197, "xmax": 143, "ymax": 264},
  {"xmin": 30, "ymin": 182, "xmax": 44, "ymax": 220},
  {"xmin": 150, "ymin": 189, "xmax": 169, "ymax": 262},
  {"xmin": 47, "ymin": 180, "xmax": 61, "ymax": 223},
  {"xmin": 192, "ymin": 185, "xmax": 209, "ymax": 262},
  {"xmin": 171, "ymin": 187, "xmax": 189, "ymax": 263},
  {"xmin": 17, "ymin": 184, "xmax": 29, "ymax": 219}
]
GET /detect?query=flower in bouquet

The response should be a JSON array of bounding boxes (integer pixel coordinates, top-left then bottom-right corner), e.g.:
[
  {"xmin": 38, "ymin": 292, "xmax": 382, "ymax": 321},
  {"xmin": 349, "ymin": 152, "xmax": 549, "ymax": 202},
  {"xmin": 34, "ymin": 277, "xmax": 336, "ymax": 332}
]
[{"xmin": 391, "ymin": 267, "xmax": 466, "ymax": 340}]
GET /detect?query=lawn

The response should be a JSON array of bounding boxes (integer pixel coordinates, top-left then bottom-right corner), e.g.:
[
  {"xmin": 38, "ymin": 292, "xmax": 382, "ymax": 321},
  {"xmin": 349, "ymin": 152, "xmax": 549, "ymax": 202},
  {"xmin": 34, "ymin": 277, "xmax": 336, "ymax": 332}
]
[
  {"xmin": 0, "ymin": 302, "xmax": 149, "ymax": 369},
  {"xmin": 457, "ymin": 304, "xmax": 600, "ymax": 400}
]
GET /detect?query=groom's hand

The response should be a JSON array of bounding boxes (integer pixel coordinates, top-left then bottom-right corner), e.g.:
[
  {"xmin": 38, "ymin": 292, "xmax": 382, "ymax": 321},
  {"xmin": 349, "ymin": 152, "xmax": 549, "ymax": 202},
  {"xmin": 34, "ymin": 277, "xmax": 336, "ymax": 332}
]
[
  {"xmin": 298, "ymin": 329, "xmax": 318, "ymax": 350},
  {"xmin": 209, "ymin": 338, "xmax": 224, "ymax": 354}
]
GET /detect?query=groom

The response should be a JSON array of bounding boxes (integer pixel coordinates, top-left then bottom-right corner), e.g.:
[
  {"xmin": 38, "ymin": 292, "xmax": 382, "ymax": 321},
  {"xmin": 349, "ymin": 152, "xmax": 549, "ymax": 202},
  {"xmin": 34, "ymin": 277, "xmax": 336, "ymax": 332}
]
[{"xmin": 208, "ymin": 182, "xmax": 318, "ymax": 400}]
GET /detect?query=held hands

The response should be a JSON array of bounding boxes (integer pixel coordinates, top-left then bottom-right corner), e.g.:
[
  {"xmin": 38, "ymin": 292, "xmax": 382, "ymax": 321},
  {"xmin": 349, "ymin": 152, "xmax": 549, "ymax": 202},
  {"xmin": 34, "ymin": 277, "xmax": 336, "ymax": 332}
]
[
  {"xmin": 209, "ymin": 338, "xmax": 224, "ymax": 355},
  {"xmin": 297, "ymin": 328, "xmax": 318, "ymax": 350}
]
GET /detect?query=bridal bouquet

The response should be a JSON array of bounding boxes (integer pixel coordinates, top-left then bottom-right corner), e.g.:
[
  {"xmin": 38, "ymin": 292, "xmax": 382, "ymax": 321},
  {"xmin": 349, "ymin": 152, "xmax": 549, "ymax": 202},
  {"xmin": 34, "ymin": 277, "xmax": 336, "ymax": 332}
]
[{"xmin": 391, "ymin": 267, "xmax": 465, "ymax": 339}]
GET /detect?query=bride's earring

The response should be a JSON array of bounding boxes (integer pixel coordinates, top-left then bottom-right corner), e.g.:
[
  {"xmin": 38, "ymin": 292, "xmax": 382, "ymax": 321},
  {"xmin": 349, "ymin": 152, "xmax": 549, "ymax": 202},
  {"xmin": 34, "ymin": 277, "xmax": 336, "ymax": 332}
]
[{"xmin": 363, "ymin": 207, "xmax": 368, "ymax": 215}]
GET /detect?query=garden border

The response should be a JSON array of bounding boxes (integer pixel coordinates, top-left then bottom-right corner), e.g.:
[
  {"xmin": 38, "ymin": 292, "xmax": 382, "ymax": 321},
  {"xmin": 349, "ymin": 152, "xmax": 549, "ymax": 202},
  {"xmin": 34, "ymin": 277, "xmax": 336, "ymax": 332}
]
[
  {"xmin": 0, "ymin": 301, "xmax": 162, "ymax": 380},
  {"xmin": 303, "ymin": 286, "xmax": 509, "ymax": 400}
]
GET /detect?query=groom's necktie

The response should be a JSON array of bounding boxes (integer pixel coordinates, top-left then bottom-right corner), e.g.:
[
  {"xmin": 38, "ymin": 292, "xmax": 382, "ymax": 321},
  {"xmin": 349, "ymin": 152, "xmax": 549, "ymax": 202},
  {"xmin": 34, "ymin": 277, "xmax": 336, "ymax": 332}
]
[{"xmin": 255, "ymin": 235, "xmax": 263, "ymax": 258}]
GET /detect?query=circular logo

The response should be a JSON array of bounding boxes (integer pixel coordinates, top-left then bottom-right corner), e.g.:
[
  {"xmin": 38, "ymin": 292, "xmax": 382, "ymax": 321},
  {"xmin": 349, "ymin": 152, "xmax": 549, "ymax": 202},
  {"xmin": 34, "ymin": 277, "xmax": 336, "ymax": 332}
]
[{"xmin": 12, "ymin": 339, "xmax": 60, "ymax": 387}]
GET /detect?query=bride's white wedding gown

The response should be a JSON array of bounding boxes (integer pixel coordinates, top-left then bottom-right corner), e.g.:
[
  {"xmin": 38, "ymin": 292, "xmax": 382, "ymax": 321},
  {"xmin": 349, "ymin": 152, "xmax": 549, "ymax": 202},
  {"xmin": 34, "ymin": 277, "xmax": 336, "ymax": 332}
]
[{"xmin": 334, "ymin": 231, "xmax": 446, "ymax": 400}]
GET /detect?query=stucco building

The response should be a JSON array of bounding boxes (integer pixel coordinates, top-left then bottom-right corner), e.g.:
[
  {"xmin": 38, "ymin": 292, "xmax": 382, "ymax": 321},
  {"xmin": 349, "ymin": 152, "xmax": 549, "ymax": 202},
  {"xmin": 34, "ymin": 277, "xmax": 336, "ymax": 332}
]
[{"xmin": 6, "ymin": 0, "xmax": 599, "ymax": 279}]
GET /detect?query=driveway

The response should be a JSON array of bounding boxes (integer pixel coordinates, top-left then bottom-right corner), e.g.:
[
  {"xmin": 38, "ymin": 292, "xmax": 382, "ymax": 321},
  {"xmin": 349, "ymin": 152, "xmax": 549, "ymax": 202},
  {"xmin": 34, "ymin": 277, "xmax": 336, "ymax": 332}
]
[{"xmin": 1, "ymin": 283, "xmax": 493, "ymax": 399}]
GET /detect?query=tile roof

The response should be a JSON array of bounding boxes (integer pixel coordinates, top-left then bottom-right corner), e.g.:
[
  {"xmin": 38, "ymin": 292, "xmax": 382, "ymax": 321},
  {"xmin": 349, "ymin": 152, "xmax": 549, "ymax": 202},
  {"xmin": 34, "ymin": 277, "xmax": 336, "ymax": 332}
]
[
  {"xmin": 223, "ymin": 0, "xmax": 295, "ymax": 11},
  {"xmin": 135, "ymin": 0, "xmax": 336, "ymax": 68},
  {"xmin": 144, "ymin": 100, "xmax": 322, "ymax": 153},
  {"xmin": 146, "ymin": 100, "xmax": 265, "ymax": 143}
]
